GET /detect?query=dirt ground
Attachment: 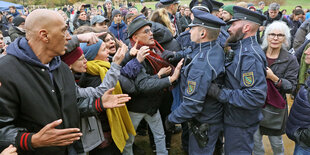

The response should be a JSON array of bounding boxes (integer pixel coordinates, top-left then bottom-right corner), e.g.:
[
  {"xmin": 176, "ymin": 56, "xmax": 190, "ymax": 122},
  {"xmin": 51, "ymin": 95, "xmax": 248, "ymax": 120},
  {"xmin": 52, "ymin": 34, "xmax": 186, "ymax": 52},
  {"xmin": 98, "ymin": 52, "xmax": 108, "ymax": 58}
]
[{"xmin": 135, "ymin": 95, "xmax": 296, "ymax": 155}]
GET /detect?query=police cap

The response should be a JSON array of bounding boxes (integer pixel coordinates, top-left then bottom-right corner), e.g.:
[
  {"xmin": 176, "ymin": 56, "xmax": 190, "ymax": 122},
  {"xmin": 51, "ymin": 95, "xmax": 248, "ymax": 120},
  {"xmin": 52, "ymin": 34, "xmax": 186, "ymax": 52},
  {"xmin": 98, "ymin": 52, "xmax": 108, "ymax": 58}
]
[
  {"xmin": 210, "ymin": 0, "xmax": 224, "ymax": 11},
  {"xmin": 160, "ymin": 0, "xmax": 180, "ymax": 6},
  {"xmin": 189, "ymin": 8, "xmax": 226, "ymax": 29},
  {"xmin": 189, "ymin": 0, "xmax": 213, "ymax": 13},
  {"xmin": 228, "ymin": 6, "xmax": 267, "ymax": 25}
]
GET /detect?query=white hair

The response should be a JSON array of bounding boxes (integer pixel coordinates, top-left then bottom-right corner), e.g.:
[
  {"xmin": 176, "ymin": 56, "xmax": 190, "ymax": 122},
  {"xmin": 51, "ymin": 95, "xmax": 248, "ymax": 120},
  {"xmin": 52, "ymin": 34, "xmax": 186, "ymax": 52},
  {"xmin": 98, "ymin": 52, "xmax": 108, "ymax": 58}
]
[{"xmin": 261, "ymin": 21, "xmax": 291, "ymax": 50}]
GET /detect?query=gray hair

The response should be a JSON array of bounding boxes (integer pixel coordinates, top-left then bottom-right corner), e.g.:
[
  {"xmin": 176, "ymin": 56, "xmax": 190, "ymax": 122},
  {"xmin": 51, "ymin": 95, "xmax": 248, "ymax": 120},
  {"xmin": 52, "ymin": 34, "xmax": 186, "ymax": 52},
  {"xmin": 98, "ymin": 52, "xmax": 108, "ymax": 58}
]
[
  {"xmin": 269, "ymin": 3, "xmax": 280, "ymax": 11},
  {"xmin": 261, "ymin": 21, "xmax": 291, "ymax": 50},
  {"xmin": 258, "ymin": 1, "xmax": 265, "ymax": 6}
]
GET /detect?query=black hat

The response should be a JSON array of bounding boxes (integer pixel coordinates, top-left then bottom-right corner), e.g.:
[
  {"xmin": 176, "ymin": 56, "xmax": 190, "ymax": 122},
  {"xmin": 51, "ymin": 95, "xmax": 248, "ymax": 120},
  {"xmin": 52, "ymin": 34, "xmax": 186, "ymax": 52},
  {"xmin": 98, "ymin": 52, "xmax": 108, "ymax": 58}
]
[
  {"xmin": 189, "ymin": 0, "xmax": 213, "ymax": 13},
  {"xmin": 210, "ymin": 0, "xmax": 223, "ymax": 11},
  {"xmin": 189, "ymin": 8, "xmax": 226, "ymax": 29},
  {"xmin": 160, "ymin": 0, "xmax": 180, "ymax": 6},
  {"xmin": 128, "ymin": 18, "xmax": 152, "ymax": 38},
  {"xmin": 228, "ymin": 6, "xmax": 267, "ymax": 25},
  {"xmin": 13, "ymin": 16, "xmax": 25, "ymax": 27}
]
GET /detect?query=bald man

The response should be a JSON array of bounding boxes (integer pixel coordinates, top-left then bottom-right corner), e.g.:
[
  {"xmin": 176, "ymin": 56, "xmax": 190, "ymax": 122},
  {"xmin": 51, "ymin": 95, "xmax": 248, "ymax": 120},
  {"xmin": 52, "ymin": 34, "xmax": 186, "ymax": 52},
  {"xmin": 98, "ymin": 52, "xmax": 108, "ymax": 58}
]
[{"xmin": 0, "ymin": 9, "xmax": 110, "ymax": 154}]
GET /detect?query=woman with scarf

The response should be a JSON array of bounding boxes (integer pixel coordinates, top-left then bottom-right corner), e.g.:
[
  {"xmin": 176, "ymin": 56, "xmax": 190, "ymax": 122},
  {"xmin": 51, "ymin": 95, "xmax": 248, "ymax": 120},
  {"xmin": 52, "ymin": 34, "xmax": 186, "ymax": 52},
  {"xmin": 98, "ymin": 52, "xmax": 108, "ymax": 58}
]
[
  {"xmin": 253, "ymin": 21, "xmax": 299, "ymax": 155},
  {"xmin": 77, "ymin": 38, "xmax": 150, "ymax": 154}
]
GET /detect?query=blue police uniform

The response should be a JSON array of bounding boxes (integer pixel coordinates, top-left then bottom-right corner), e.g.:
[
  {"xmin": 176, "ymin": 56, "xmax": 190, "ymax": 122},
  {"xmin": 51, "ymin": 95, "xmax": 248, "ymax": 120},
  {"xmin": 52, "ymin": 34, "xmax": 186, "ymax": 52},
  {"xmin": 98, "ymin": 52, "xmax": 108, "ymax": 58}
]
[
  {"xmin": 168, "ymin": 9, "xmax": 226, "ymax": 155},
  {"xmin": 215, "ymin": 6, "xmax": 267, "ymax": 154}
]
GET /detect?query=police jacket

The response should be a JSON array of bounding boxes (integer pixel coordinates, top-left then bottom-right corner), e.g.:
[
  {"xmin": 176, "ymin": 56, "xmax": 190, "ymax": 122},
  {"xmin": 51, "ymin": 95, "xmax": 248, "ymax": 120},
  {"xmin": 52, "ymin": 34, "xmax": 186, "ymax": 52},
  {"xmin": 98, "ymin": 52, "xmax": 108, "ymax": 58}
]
[
  {"xmin": 218, "ymin": 36, "xmax": 267, "ymax": 128},
  {"xmin": 169, "ymin": 40, "xmax": 225, "ymax": 124},
  {"xmin": 0, "ymin": 38, "xmax": 100, "ymax": 154}
]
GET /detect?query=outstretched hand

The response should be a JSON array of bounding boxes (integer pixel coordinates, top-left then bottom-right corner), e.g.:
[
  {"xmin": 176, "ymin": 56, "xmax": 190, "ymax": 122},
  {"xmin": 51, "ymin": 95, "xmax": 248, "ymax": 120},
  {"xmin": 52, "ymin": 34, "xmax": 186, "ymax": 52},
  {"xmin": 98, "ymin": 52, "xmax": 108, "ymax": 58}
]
[
  {"xmin": 170, "ymin": 59, "xmax": 184, "ymax": 83},
  {"xmin": 129, "ymin": 41, "xmax": 139, "ymax": 56},
  {"xmin": 101, "ymin": 88, "xmax": 131, "ymax": 108},
  {"xmin": 31, "ymin": 119, "xmax": 82, "ymax": 148},
  {"xmin": 77, "ymin": 32, "xmax": 107, "ymax": 45},
  {"xmin": 113, "ymin": 43, "xmax": 128, "ymax": 65}
]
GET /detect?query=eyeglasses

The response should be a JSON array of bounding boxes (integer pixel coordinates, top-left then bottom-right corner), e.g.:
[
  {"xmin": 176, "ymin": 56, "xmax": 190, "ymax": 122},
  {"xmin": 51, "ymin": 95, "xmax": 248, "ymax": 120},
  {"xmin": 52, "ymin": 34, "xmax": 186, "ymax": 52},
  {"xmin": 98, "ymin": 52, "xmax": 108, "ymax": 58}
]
[
  {"xmin": 268, "ymin": 33, "xmax": 285, "ymax": 39},
  {"xmin": 141, "ymin": 28, "xmax": 152, "ymax": 34}
]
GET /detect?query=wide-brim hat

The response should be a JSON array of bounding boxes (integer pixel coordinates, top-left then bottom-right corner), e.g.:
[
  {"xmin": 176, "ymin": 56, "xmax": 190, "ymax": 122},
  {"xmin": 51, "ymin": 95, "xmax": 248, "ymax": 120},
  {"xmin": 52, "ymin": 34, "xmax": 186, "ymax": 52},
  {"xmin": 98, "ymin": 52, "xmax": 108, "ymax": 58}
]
[{"xmin": 128, "ymin": 18, "xmax": 152, "ymax": 38}]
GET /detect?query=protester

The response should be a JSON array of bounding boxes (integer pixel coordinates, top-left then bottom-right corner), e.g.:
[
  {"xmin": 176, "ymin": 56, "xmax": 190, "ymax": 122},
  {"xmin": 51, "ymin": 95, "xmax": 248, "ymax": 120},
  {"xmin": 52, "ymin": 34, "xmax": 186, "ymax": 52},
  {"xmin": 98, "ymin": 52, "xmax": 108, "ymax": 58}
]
[
  {"xmin": 253, "ymin": 21, "xmax": 299, "ymax": 155},
  {"xmin": 286, "ymin": 44, "xmax": 310, "ymax": 154},
  {"xmin": 91, "ymin": 15, "xmax": 109, "ymax": 32},
  {"xmin": 8, "ymin": 6, "xmax": 20, "ymax": 18},
  {"xmin": 109, "ymin": 9, "xmax": 127, "ymax": 42},
  {"xmin": 9, "ymin": 16, "xmax": 25, "ymax": 42},
  {"xmin": 103, "ymin": 0, "xmax": 114, "ymax": 26}
]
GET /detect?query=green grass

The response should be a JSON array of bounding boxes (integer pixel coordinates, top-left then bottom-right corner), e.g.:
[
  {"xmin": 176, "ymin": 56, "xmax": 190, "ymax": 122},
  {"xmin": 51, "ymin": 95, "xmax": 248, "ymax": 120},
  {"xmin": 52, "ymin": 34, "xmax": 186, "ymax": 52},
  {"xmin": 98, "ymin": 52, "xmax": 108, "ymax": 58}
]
[{"xmin": 134, "ymin": 0, "xmax": 310, "ymax": 14}]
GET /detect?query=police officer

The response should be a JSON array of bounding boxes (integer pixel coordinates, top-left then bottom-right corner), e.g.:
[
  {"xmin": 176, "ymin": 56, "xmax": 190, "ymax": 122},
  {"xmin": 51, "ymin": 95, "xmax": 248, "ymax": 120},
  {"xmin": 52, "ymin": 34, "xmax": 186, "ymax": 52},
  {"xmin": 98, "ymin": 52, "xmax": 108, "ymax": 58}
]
[
  {"xmin": 207, "ymin": 6, "xmax": 267, "ymax": 154},
  {"xmin": 166, "ymin": 8, "xmax": 226, "ymax": 155}
]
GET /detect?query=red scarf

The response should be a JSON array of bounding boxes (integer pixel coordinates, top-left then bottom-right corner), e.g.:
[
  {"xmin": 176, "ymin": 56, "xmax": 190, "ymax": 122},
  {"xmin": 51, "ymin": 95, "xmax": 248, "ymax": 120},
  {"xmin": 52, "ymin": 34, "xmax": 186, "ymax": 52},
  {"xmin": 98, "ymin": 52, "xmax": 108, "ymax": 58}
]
[{"xmin": 130, "ymin": 39, "xmax": 175, "ymax": 75}]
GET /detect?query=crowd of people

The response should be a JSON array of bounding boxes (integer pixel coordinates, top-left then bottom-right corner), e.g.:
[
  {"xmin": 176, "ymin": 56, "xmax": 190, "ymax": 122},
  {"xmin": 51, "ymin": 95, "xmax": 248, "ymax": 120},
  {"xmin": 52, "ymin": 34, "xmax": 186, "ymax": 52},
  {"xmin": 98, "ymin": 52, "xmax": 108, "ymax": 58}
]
[{"xmin": 1, "ymin": 0, "xmax": 310, "ymax": 155}]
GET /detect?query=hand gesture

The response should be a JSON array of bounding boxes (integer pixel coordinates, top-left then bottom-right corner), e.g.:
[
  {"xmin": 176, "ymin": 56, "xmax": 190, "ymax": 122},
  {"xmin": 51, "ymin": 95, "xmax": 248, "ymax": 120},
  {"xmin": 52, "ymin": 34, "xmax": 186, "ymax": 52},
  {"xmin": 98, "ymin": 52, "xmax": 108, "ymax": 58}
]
[
  {"xmin": 31, "ymin": 119, "xmax": 82, "ymax": 148},
  {"xmin": 77, "ymin": 32, "xmax": 107, "ymax": 45},
  {"xmin": 136, "ymin": 46, "xmax": 150, "ymax": 63},
  {"xmin": 157, "ymin": 66, "xmax": 172, "ymax": 78},
  {"xmin": 129, "ymin": 41, "xmax": 139, "ymax": 56},
  {"xmin": 169, "ymin": 59, "xmax": 184, "ymax": 83},
  {"xmin": 113, "ymin": 43, "xmax": 128, "ymax": 65},
  {"xmin": 101, "ymin": 88, "xmax": 131, "ymax": 108},
  {"xmin": 266, "ymin": 67, "xmax": 277, "ymax": 81},
  {"xmin": 0, "ymin": 145, "xmax": 17, "ymax": 155}
]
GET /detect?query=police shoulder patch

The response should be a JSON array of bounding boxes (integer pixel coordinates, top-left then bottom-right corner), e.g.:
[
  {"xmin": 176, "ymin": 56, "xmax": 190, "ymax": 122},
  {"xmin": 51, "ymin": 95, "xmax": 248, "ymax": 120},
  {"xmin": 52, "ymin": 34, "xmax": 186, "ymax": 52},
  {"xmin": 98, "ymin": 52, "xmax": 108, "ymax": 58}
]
[
  {"xmin": 187, "ymin": 81, "xmax": 196, "ymax": 95},
  {"xmin": 243, "ymin": 72, "xmax": 254, "ymax": 87}
]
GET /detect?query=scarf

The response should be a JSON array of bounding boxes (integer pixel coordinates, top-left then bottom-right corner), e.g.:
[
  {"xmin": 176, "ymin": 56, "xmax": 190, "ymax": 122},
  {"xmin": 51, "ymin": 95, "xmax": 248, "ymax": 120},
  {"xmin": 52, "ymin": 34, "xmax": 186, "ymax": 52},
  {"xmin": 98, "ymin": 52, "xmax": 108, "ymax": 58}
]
[
  {"xmin": 130, "ymin": 39, "xmax": 175, "ymax": 75},
  {"xmin": 265, "ymin": 79, "xmax": 286, "ymax": 109},
  {"xmin": 86, "ymin": 60, "xmax": 136, "ymax": 152}
]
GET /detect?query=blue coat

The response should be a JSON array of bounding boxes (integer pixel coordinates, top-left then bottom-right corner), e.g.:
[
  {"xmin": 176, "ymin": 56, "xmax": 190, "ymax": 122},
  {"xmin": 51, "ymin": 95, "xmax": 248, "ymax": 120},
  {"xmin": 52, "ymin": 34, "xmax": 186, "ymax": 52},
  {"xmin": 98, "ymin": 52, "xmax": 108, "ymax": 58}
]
[
  {"xmin": 109, "ymin": 20, "xmax": 127, "ymax": 42},
  {"xmin": 218, "ymin": 36, "xmax": 267, "ymax": 127},
  {"xmin": 286, "ymin": 77, "xmax": 310, "ymax": 148},
  {"xmin": 169, "ymin": 40, "xmax": 225, "ymax": 124}
]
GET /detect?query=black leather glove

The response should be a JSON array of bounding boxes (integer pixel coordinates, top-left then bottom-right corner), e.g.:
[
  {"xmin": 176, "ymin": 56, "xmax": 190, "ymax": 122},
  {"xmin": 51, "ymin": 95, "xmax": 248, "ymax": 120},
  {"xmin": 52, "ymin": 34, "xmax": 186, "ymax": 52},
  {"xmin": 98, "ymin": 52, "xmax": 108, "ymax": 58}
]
[
  {"xmin": 168, "ymin": 52, "xmax": 183, "ymax": 64},
  {"xmin": 207, "ymin": 83, "xmax": 221, "ymax": 100},
  {"xmin": 299, "ymin": 128, "xmax": 310, "ymax": 147},
  {"xmin": 165, "ymin": 117, "xmax": 175, "ymax": 132},
  {"xmin": 161, "ymin": 50, "xmax": 175, "ymax": 60},
  {"xmin": 225, "ymin": 49, "xmax": 234, "ymax": 63}
]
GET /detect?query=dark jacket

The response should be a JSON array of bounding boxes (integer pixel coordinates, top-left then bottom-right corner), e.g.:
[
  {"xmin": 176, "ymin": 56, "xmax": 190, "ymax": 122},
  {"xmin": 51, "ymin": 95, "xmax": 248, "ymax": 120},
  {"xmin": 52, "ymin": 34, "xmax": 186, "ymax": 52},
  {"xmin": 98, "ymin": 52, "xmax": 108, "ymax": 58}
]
[
  {"xmin": 293, "ymin": 19, "xmax": 310, "ymax": 50},
  {"xmin": 168, "ymin": 12, "xmax": 182, "ymax": 37},
  {"xmin": 8, "ymin": 26, "xmax": 25, "ymax": 42},
  {"xmin": 73, "ymin": 12, "xmax": 90, "ymax": 30},
  {"xmin": 286, "ymin": 76, "xmax": 310, "ymax": 148},
  {"xmin": 150, "ymin": 21, "xmax": 181, "ymax": 52},
  {"xmin": 260, "ymin": 48, "xmax": 299, "ymax": 135},
  {"xmin": 0, "ymin": 38, "xmax": 79, "ymax": 154},
  {"xmin": 109, "ymin": 21, "xmax": 127, "ymax": 42}
]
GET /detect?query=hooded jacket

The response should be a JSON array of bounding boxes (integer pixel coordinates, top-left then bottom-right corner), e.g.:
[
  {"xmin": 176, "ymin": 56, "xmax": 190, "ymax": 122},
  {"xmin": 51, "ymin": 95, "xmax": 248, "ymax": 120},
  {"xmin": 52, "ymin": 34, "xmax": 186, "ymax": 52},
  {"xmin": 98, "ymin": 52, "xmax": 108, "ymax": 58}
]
[
  {"xmin": 0, "ymin": 37, "xmax": 80, "ymax": 154},
  {"xmin": 109, "ymin": 20, "xmax": 127, "ymax": 42}
]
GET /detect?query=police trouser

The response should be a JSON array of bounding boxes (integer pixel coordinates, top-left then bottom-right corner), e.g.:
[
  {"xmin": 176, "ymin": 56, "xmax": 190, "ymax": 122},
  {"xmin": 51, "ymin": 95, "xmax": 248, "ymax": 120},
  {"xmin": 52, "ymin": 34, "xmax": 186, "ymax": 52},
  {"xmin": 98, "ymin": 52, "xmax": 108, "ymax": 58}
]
[
  {"xmin": 188, "ymin": 123, "xmax": 223, "ymax": 155},
  {"xmin": 224, "ymin": 124, "xmax": 259, "ymax": 155}
]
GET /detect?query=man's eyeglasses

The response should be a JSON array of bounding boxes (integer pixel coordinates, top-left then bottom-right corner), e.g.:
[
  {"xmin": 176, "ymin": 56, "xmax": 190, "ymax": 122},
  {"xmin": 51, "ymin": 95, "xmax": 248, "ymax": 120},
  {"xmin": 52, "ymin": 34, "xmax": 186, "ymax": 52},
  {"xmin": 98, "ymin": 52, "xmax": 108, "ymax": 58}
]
[
  {"xmin": 139, "ymin": 28, "xmax": 152, "ymax": 35},
  {"xmin": 268, "ymin": 33, "xmax": 285, "ymax": 39}
]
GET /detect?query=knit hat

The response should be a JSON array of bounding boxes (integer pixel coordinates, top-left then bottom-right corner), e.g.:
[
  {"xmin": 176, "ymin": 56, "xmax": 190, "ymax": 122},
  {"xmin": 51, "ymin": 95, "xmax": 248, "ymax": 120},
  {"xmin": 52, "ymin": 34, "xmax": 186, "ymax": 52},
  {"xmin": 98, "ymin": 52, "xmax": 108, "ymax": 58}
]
[
  {"xmin": 13, "ymin": 16, "xmax": 25, "ymax": 26},
  {"xmin": 112, "ymin": 9, "xmax": 121, "ymax": 20},
  {"xmin": 223, "ymin": 5, "xmax": 234, "ymax": 16},
  {"xmin": 80, "ymin": 39, "xmax": 103, "ymax": 61},
  {"xmin": 61, "ymin": 47, "xmax": 83, "ymax": 66}
]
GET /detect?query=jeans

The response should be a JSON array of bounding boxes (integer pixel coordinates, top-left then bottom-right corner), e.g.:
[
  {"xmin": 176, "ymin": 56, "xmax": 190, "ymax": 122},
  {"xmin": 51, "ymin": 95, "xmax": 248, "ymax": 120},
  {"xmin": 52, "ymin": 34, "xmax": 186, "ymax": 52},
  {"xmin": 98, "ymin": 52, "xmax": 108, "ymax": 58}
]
[
  {"xmin": 294, "ymin": 144, "xmax": 310, "ymax": 155},
  {"xmin": 122, "ymin": 110, "xmax": 168, "ymax": 155},
  {"xmin": 253, "ymin": 128, "xmax": 284, "ymax": 155}
]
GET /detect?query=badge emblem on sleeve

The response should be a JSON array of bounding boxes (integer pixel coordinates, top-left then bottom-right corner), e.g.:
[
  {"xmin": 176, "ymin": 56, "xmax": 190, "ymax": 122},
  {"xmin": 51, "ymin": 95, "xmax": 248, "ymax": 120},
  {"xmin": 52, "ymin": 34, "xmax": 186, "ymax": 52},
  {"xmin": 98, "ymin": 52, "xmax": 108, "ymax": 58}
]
[
  {"xmin": 187, "ymin": 81, "xmax": 196, "ymax": 95},
  {"xmin": 243, "ymin": 72, "xmax": 254, "ymax": 87}
]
